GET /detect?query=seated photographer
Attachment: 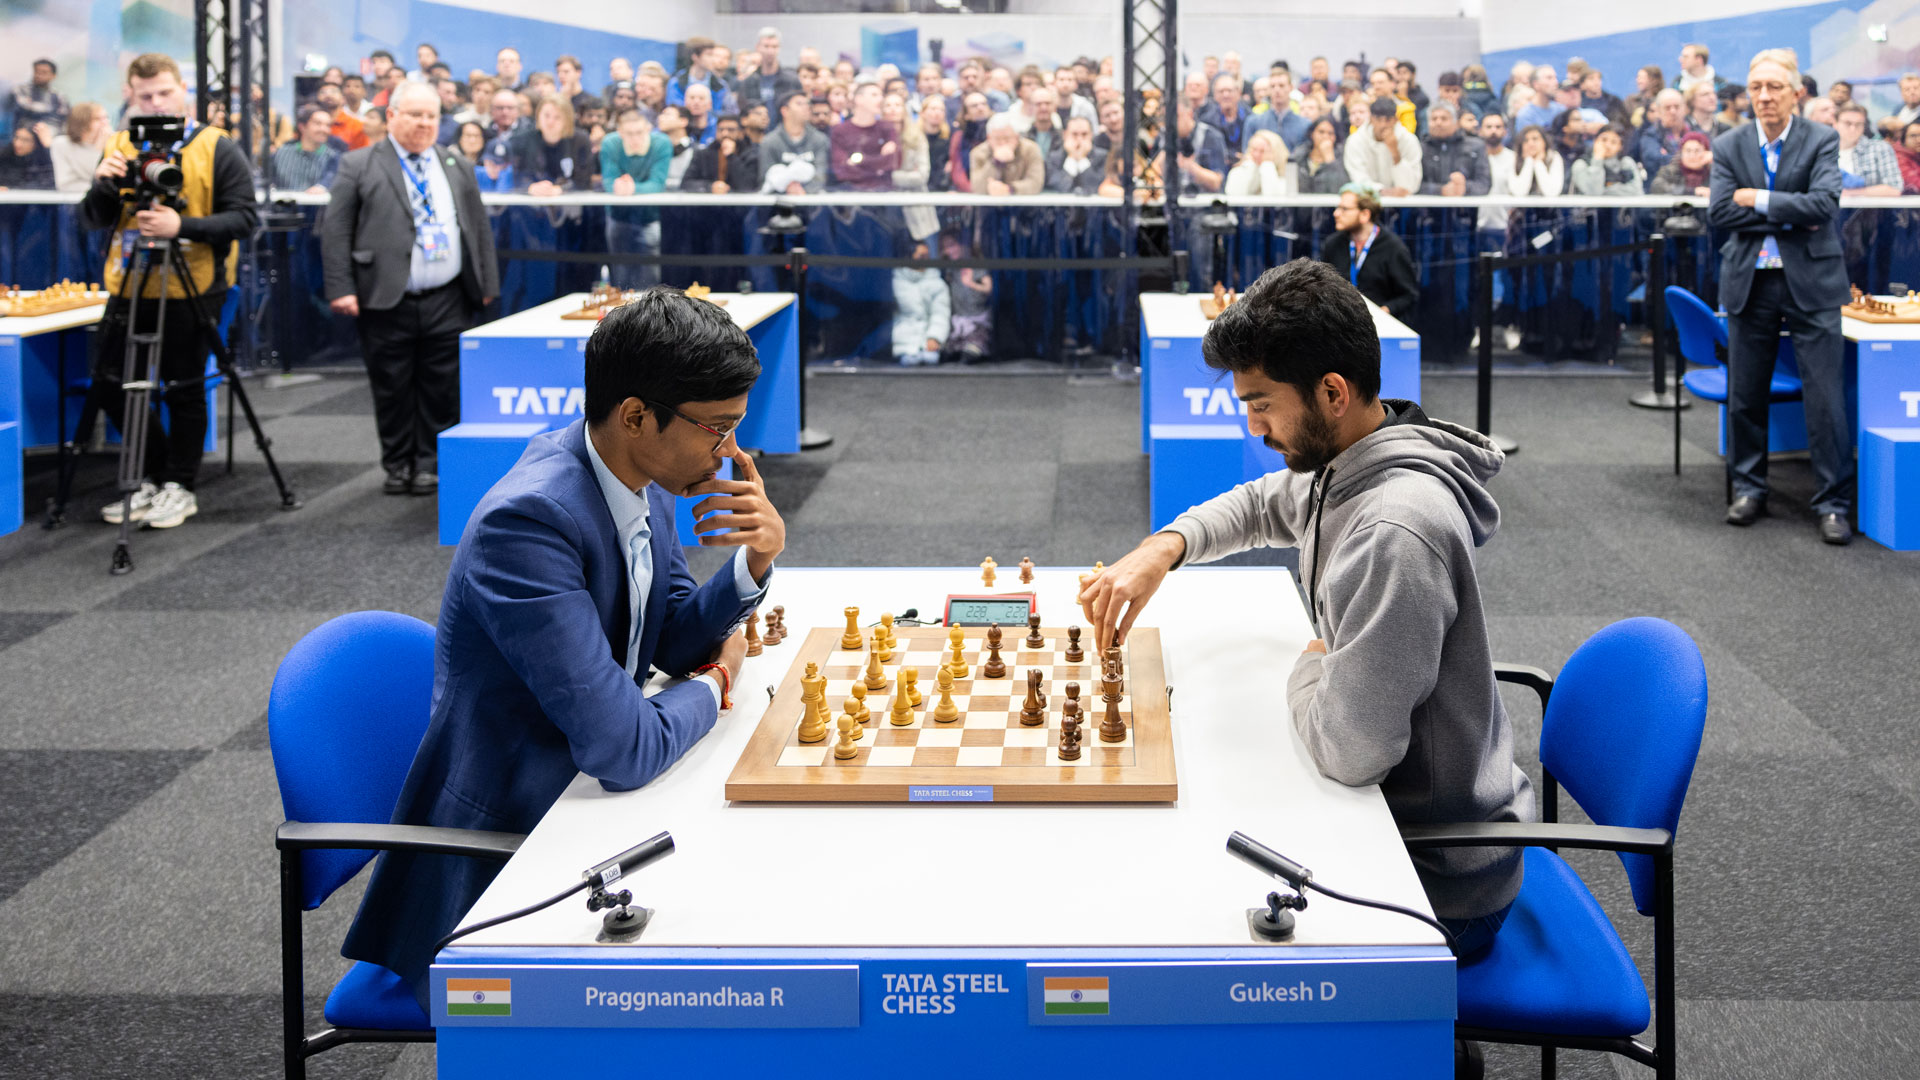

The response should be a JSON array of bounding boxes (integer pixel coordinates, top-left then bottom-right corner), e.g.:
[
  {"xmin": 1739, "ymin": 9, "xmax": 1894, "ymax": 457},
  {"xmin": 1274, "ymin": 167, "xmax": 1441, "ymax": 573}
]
[{"xmin": 79, "ymin": 52, "xmax": 258, "ymax": 529}]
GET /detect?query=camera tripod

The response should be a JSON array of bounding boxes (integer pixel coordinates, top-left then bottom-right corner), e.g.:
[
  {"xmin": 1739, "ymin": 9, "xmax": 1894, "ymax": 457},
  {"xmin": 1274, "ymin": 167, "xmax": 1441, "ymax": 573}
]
[{"xmin": 45, "ymin": 233, "xmax": 300, "ymax": 574}]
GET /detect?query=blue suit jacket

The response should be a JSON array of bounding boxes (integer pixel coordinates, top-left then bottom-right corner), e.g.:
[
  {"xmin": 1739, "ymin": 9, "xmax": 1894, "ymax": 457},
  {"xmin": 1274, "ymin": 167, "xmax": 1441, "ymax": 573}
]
[
  {"xmin": 342, "ymin": 420, "xmax": 757, "ymax": 1002},
  {"xmin": 1709, "ymin": 119, "xmax": 1847, "ymax": 316}
]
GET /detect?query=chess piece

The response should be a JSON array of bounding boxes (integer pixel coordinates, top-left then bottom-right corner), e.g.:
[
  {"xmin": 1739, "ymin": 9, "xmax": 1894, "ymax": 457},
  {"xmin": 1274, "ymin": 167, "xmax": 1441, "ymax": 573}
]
[
  {"xmin": 903, "ymin": 667, "xmax": 923, "ymax": 707},
  {"xmin": 890, "ymin": 681, "xmax": 915, "ymax": 725},
  {"xmin": 1065, "ymin": 626, "xmax": 1085, "ymax": 663},
  {"xmin": 880, "ymin": 612, "xmax": 897, "ymax": 650},
  {"xmin": 1065, "ymin": 681, "xmax": 1081, "ymax": 714},
  {"xmin": 1025, "ymin": 613, "xmax": 1045, "ymax": 649},
  {"xmin": 797, "ymin": 662, "xmax": 828, "ymax": 742},
  {"xmin": 764, "ymin": 605, "xmax": 786, "ymax": 645},
  {"xmin": 1057, "ymin": 704, "xmax": 1083, "ymax": 761},
  {"xmin": 1018, "ymin": 556, "xmax": 1034, "ymax": 584},
  {"xmin": 1099, "ymin": 695, "xmax": 1126, "ymax": 743},
  {"xmin": 1105, "ymin": 645, "xmax": 1124, "ymax": 681},
  {"xmin": 945, "ymin": 626, "xmax": 970, "ymax": 679},
  {"xmin": 872, "ymin": 625, "xmax": 893, "ymax": 664},
  {"xmin": 841, "ymin": 606, "xmax": 864, "ymax": 650},
  {"xmin": 834, "ymin": 712, "xmax": 859, "ymax": 759},
  {"xmin": 981, "ymin": 556, "xmax": 998, "ymax": 587},
  {"xmin": 1101, "ymin": 659, "xmax": 1123, "ymax": 704},
  {"xmin": 849, "ymin": 684, "xmax": 870, "ymax": 727},
  {"xmin": 745, "ymin": 611, "xmax": 764, "ymax": 657},
  {"xmin": 982, "ymin": 624, "xmax": 1007, "ymax": 678},
  {"xmin": 864, "ymin": 646, "xmax": 889, "ymax": 691},
  {"xmin": 931, "ymin": 667, "xmax": 961, "ymax": 723},
  {"xmin": 1020, "ymin": 669, "xmax": 1046, "ymax": 726}
]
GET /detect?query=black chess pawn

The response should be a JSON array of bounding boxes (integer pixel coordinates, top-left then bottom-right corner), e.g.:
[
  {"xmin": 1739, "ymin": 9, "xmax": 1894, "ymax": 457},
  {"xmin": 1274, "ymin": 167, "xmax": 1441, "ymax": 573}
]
[
  {"xmin": 983, "ymin": 623, "xmax": 1007, "ymax": 678},
  {"xmin": 1025, "ymin": 613, "xmax": 1045, "ymax": 649},
  {"xmin": 1065, "ymin": 626, "xmax": 1085, "ymax": 663}
]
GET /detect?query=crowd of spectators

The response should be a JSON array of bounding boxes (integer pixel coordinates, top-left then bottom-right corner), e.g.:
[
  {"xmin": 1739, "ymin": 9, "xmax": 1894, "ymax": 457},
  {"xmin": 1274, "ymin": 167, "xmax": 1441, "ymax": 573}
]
[{"xmin": 8, "ymin": 37, "xmax": 1920, "ymax": 361}]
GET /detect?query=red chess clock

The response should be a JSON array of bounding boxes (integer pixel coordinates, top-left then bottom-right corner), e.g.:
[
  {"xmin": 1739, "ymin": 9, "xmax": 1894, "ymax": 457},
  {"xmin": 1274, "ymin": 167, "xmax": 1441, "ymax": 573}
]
[{"xmin": 943, "ymin": 592, "xmax": 1036, "ymax": 628}]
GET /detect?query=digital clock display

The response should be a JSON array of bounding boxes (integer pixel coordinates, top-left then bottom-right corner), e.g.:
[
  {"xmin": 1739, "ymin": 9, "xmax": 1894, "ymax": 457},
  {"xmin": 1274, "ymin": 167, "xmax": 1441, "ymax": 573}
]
[{"xmin": 945, "ymin": 595, "xmax": 1035, "ymax": 627}]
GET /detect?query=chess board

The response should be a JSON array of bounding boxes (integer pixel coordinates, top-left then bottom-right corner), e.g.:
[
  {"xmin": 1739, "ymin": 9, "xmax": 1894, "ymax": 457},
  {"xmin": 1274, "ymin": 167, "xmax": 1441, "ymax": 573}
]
[
  {"xmin": 1843, "ymin": 295, "xmax": 1920, "ymax": 324},
  {"xmin": 724, "ymin": 626, "xmax": 1176, "ymax": 803},
  {"xmin": 0, "ymin": 286, "xmax": 108, "ymax": 318}
]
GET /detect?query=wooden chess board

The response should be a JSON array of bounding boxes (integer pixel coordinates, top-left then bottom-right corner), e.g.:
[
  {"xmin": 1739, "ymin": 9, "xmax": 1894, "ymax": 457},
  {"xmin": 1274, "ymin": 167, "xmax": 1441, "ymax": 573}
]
[
  {"xmin": 0, "ymin": 286, "xmax": 108, "ymax": 319},
  {"xmin": 1843, "ymin": 295, "xmax": 1920, "ymax": 324},
  {"xmin": 724, "ymin": 626, "xmax": 1176, "ymax": 803},
  {"xmin": 1199, "ymin": 287, "xmax": 1238, "ymax": 320}
]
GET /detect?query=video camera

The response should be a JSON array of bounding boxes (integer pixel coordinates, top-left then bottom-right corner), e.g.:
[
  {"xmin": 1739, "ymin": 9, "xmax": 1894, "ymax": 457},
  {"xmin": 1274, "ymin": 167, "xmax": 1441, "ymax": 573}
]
[{"xmin": 121, "ymin": 115, "xmax": 188, "ymax": 208}]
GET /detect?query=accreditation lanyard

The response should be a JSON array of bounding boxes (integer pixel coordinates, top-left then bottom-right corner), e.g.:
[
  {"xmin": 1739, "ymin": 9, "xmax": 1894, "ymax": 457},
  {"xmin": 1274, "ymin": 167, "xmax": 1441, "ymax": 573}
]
[
  {"xmin": 1349, "ymin": 226, "xmax": 1379, "ymax": 286},
  {"xmin": 397, "ymin": 151, "xmax": 437, "ymax": 225},
  {"xmin": 1757, "ymin": 123, "xmax": 1786, "ymax": 269}
]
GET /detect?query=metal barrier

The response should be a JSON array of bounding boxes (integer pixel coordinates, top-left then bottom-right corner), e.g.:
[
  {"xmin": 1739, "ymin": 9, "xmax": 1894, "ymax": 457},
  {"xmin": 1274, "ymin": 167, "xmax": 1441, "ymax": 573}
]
[{"xmin": 7, "ymin": 191, "xmax": 1919, "ymax": 371}]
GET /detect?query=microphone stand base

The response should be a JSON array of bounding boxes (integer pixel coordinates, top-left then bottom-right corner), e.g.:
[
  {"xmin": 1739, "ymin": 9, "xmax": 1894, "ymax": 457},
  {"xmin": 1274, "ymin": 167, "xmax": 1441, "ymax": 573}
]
[
  {"xmin": 1247, "ymin": 906, "xmax": 1296, "ymax": 942},
  {"xmin": 598, "ymin": 905, "xmax": 653, "ymax": 942}
]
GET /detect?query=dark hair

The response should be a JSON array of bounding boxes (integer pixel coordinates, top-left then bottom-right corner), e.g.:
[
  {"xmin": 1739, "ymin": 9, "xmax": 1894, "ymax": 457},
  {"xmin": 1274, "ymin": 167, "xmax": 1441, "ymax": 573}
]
[
  {"xmin": 343, "ymin": 74, "xmax": 365, "ymax": 88},
  {"xmin": 370, "ymin": 50, "xmax": 395, "ymax": 63},
  {"xmin": 779, "ymin": 90, "xmax": 810, "ymax": 112},
  {"xmin": 1801, "ymin": 73, "xmax": 1819, "ymax": 97},
  {"xmin": 295, "ymin": 103, "xmax": 328, "ymax": 127},
  {"xmin": 576, "ymin": 94, "xmax": 605, "ymax": 113},
  {"xmin": 584, "ymin": 288, "xmax": 761, "ymax": 424},
  {"xmin": 715, "ymin": 111, "xmax": 741, "ymax": 128},
  {"xmin": 34, "ymin": 58, "xmax": 55, "ymax": 74},
  {"xmin": 1202, "ymin": 259, "xmax": 1380, "ymax": 403},
  {"xmin": 657, "ymin": 104, "xmax": 686, "ymax": 124}
]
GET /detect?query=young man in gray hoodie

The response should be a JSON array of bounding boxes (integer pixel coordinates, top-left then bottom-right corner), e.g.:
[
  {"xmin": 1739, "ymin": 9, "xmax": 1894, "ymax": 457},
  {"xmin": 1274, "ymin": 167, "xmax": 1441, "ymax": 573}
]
[{"xmin": 1082, "ymin": 258, "xmax": 1534, "ymax": 961}]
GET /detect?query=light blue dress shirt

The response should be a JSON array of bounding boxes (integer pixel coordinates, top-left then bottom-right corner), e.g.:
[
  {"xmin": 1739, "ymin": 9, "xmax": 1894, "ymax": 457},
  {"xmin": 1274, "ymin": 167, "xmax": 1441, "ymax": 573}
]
[
  {"xmin": 1750, "ymin": 116, "xmax": 1790, "ymax": 269},
  {"xmin": 584, "ymin": 432, "xmax": 768, "ymax": 706}
]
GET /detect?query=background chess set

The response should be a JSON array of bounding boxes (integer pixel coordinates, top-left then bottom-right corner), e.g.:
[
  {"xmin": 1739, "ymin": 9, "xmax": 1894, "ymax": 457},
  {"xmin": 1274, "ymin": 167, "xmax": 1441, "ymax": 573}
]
[
  {"xmin": 725, "ymin": 625, "xmax": 1177, "ymax": 802},
  {"xmin": 1844, "ymin": 287, "xmax": 1920, "ymax": 324},
  {"xmin": 0, "ymin": 281, "xmax": 107, "ymax": 318}
]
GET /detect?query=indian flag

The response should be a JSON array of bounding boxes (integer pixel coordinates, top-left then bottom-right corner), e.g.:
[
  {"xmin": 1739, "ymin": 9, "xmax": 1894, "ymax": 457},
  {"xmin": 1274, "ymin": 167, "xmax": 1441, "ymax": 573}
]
[
  {"xmin": 1043, "ymin": 976, "xmax": 1109, "ymax": 1015},
  {"xmin": 446, "ymin": 977, "xmax": 511, "ymax": 1017}
]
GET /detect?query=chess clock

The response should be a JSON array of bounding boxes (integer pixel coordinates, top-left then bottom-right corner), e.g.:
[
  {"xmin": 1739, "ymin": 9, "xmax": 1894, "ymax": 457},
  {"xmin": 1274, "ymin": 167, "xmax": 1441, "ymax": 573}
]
[{"xmin": 943, "ymin": 593, "xmax": 1037, "ymax": 627}]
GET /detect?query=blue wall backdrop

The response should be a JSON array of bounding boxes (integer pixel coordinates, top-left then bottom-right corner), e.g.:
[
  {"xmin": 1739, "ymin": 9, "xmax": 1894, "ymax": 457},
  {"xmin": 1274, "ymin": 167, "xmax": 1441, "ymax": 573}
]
[{"xmin": 1483, "ymin": 1, "xmax": 1920, "ymax": 119}]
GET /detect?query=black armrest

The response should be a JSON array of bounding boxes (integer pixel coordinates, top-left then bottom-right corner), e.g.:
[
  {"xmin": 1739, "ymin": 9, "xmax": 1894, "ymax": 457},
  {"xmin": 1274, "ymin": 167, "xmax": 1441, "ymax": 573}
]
[
  {"xmin": 1400, "ymin": 820, "xmax": 1671, "ymax": 856},
  {"xmin": 1493, "ymin": 662, "xmax": 1554, "ymax": 709},
  {"xmin": 277, "ymin": 821, "xmax": 524, "ymax": 861}
]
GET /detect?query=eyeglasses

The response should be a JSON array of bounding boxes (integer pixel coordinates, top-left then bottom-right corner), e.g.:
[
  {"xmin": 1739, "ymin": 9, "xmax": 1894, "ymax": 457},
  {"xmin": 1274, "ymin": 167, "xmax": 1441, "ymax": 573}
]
[{"xmin": 647, "ymin": 401, "xmax": 741, "ymax": 453}]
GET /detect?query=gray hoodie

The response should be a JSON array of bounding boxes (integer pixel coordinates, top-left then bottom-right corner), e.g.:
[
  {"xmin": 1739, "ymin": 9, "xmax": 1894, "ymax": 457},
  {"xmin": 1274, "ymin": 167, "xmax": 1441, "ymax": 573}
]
[{"xmin": 1164, "ymin": 402, "xmax": 1535, "ymax": 920}]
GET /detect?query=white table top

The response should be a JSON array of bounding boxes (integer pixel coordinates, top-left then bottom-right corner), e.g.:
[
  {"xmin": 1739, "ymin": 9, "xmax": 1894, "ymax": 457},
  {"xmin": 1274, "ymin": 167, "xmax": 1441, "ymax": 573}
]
[
  {"xmin": 458, "ymin": 566, "xmax": 1442, "ymax": 953},
  {"xmin": 0, "ymin": 303, "xmax": 106, "ymax": 339},
  {"xmin": 463, "ymin": 292, "xmax": 793, "ymax": 340},
  {"xmin": 1842, "ymin": 308, "xmax": 1920, "ymax": 342},
  {"xmin": 1139, "ymin": 291, "xmax": 1416, "ymax": 342}
]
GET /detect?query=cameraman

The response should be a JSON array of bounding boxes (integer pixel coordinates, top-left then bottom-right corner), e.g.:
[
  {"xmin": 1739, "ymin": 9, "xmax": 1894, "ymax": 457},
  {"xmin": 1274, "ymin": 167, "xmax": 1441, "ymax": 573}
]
[{"xmin": 80, "ymin": 53, "xmax": 258, "ymax": 529}]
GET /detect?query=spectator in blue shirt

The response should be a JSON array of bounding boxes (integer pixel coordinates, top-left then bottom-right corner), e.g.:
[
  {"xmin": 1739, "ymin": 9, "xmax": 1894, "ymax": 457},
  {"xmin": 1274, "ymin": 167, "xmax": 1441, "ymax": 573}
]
[
  {"xmin": 457, "ymin": 120, "xmax": 513, "ymax": 192},
  {"xmin": 1197, "ymin": 74, "xmax": 1250, "ymax": 158},
  {"xmin": 268, "ymin": 105, "xmax": 342, "ymax": 192},
  {"xmin": 1248, "ymin": 68, "xmax": 1310, "ymax": 154},
  {"xmin": 667, "ymin": 36, "xmax": 733, "ymax": 116},
  {"xmin": 1511, "ymin": 65, "xmax": 1568, "ymax": 143},
  {"xmin": 1632, "ymin": 88, "xmax": 1693, "ymax": 176}
]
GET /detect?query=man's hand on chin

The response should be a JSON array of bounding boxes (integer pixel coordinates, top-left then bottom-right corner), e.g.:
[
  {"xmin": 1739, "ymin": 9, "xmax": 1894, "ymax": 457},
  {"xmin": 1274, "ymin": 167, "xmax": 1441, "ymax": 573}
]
[{"xmin": 687, "ymin": 449, "xmax": 786, "ymax": 583}]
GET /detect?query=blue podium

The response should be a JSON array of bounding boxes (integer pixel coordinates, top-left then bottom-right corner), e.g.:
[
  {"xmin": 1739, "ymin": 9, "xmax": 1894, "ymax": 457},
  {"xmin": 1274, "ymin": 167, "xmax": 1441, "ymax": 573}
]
[
  {"xmin": 1138, "ymin": 292, "xmax": 1420, "ymax": 530},
  {"xmin": 438, "ymin": 292, "xmax": 798, "ymax": 546},
  {"xmin": 1844, "ymin": 312, "xmax": 1920, "ymax": 550}
]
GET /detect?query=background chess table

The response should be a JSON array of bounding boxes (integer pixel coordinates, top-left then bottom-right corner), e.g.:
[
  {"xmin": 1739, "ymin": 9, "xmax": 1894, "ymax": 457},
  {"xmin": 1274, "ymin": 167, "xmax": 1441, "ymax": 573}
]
[{"xmin": 726, "ymin": 626, "xmax": 1173, "ymax": 800}]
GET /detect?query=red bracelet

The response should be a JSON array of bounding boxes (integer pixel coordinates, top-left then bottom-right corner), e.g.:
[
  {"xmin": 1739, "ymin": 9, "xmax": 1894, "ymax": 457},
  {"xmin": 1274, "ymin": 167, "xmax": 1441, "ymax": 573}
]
[{"xmin": 693, "ymin": 663, "xmax": 732, "ymax": 709}]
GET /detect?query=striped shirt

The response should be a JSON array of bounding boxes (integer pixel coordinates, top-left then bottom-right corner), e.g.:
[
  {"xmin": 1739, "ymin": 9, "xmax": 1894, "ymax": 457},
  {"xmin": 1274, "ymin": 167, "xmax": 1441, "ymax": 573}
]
[{"xmin": 269, "ymin": 142, "xmax": 340, "ymax": 191}]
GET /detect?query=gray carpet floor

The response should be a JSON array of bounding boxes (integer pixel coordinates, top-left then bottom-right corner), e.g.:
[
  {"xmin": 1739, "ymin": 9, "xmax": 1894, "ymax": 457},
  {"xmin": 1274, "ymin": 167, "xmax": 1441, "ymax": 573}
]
[{"xmin": 1, "ymin": 366, "xmax": 1916, "ymax": 1080}]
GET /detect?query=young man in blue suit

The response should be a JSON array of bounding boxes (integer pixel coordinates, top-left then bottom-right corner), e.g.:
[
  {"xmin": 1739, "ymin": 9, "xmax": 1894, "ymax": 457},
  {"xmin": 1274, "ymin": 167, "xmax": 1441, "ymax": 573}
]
[{"xmin": 343, "ymin": 288, "xmax": 784, "ymax": 1004}]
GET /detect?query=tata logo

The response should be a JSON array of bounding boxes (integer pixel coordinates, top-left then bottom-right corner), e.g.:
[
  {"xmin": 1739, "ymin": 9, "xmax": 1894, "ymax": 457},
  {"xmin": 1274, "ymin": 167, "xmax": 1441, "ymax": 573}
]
[
  {"xmin": 1901, "ymin": 390, "xmax": 1920, "ymax": 419},
  {"xmin": 493, "ymin": 386, "xmax": 586, "ymax": 416},
  {"xmin": 1182, "ymin": 386, "xmax": 1247, "ymax": 416}
]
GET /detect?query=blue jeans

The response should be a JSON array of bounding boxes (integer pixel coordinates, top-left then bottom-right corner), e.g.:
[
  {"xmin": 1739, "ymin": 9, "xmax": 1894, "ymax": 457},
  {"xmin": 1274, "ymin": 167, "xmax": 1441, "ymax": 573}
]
[
  {"xmin": 605, "ymin": 218, "xmax": 661, "ymax": 291},
  {"xmin": 1441, "ymin": 899, "xmax": 1514, "ymax": 964}
]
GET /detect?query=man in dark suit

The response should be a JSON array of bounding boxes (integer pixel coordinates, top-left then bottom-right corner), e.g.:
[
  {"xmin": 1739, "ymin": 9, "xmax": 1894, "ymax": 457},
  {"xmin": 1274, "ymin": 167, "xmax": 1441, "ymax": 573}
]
[
  {"xmin": 1319, "ymin": 185, "xmax": 1420, "ymax": 321},
  {"xmin": 1709, "ymin": 48, "xmax": 1853, "ymax": 543},
  {"xmin": 343, "ymin": 289, "xmax": 783, "ymax": 1004},
  {"xmin": 323, "ymin": 81, "xmax": 499, "ymax": 495}
]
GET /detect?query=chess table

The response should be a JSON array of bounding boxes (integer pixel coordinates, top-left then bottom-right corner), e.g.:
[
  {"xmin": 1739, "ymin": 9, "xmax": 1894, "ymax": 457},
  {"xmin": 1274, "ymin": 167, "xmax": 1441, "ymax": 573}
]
[{"xmin": 433, "ymin": 567, "xmax": 1453, "ymax": 1078}]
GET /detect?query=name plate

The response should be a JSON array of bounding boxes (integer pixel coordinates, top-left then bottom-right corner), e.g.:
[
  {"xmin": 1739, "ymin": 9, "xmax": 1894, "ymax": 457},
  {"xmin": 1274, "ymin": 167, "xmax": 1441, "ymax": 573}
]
[
  {"xmin": 433, "ymin": 964, "xmax": 859, "ymax": 1028},
  {"xmin": 1026, "ymin": 957, "xmax": 1454, "ymax": 1026},
  {"xmin": 910, "ymin": 785, "xmax": 994, "ymax": 802}
]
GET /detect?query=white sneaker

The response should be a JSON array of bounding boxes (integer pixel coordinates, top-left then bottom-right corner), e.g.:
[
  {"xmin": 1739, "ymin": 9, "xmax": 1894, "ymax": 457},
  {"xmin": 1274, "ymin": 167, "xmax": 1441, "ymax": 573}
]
[
  {"xmin": 1469, "ymin": 329, "xmax": 1481, "ymax": 352},
  {"xmin": 102, "ymin": 481, "xmax": 159, "ymax": 524},
  {"xmin": 1502, "ymin": 326, "xmax": 1522, "ymax": 352},
  {"xmin": 143, "ymin": 482, "xmax": 198, "ymax": 529}
]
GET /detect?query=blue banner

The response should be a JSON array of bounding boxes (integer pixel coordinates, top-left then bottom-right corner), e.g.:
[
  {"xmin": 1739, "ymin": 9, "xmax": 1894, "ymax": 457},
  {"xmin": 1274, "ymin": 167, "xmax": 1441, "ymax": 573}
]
[
  {"xmin": 432, "ymin": 965, "xmax": 860, "ymax": 1029},
  {"xmin": 1025, "ymin": 957, "xmax": 1455, "ymax": 1026}
]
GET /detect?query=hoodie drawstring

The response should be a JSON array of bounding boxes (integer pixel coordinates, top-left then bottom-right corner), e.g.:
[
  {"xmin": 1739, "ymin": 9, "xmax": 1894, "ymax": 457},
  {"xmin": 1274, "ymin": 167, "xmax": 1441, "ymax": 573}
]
[{"xmin": 1305, "ymin": 467, "xmax": 1334, "ymax": 636}]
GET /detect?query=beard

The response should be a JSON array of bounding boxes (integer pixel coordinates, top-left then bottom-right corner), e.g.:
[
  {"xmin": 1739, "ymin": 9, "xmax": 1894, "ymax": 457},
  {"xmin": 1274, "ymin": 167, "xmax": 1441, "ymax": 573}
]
[{"xmin": 1265, "ymin": 398, "xmax": 1342, "ymax": 474}]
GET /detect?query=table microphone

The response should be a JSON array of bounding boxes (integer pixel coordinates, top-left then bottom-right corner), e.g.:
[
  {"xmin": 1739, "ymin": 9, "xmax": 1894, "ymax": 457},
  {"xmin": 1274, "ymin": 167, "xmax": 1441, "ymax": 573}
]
[
  {"xmin": 584, "ymin": 830, "xmax": 674, "ymax": 889},
  {"xmin": 1227, "ymin": 830, "xmax": 1312, "ymax": 889}
]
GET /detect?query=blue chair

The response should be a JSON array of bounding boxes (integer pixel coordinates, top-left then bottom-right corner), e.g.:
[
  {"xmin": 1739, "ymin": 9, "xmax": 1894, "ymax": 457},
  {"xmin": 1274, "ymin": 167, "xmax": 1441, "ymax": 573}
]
[
  {"xmin": 269, "ymin": 612, "xmax": 523, "ymax": 1080},
  {"xmin": 1667, "ymin": 285, "xmax": 1803, "ymax": 500},
  {"xmin": 1403, "ymin": 618, "xmax": 1708, "ymax": 1080}
]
